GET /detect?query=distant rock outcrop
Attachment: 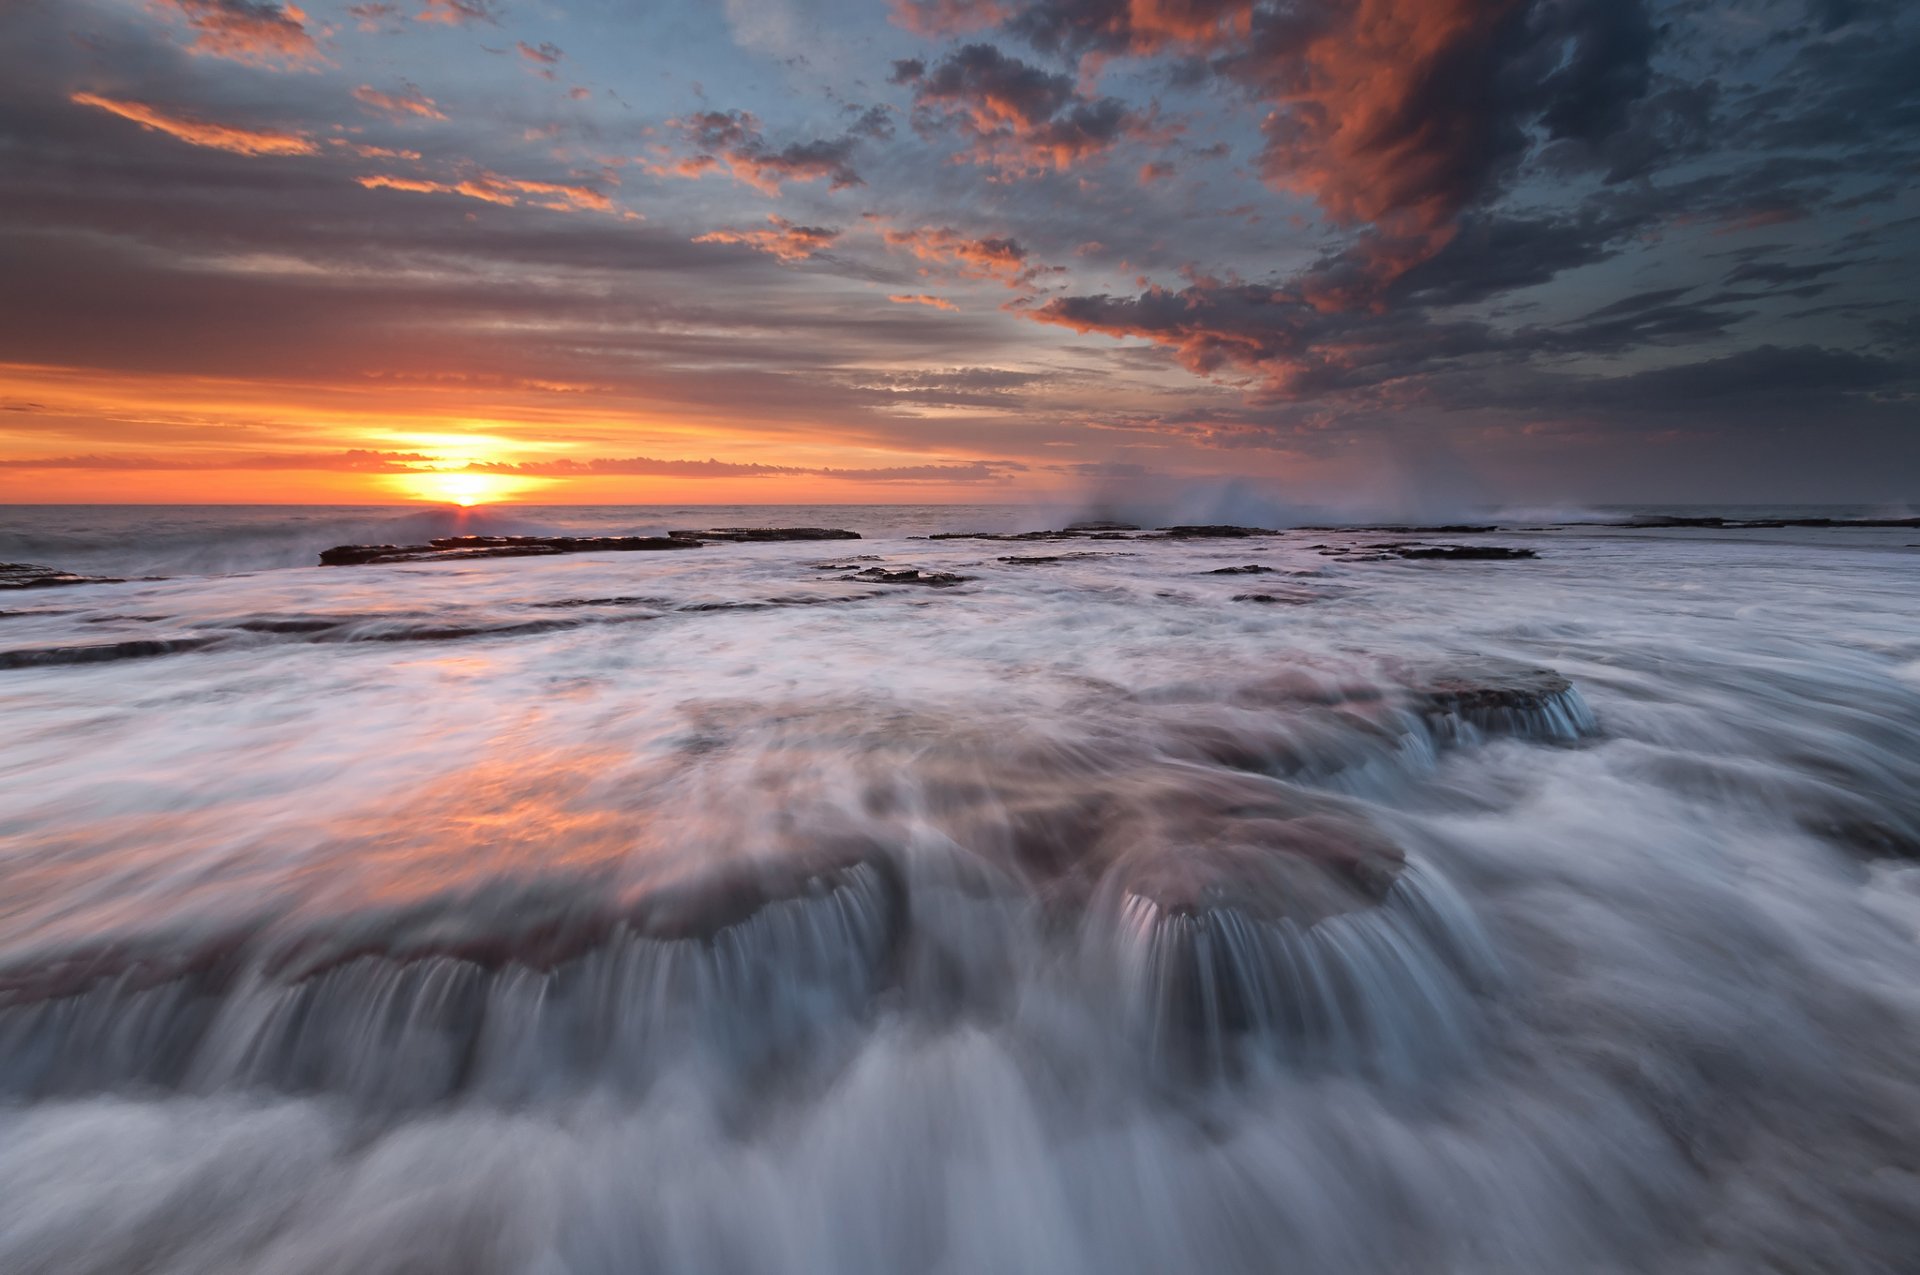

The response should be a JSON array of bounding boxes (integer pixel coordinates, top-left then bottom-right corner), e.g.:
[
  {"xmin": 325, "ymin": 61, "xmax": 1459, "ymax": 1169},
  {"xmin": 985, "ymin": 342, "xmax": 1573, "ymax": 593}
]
[
  {"xmin": 0, "ymin": 562, "xmax": 123, "ymax": 590},
  {"xmin": 670, "ymin": 527, "xmax": 861, "ymax": 542},
  {"xmin": 319, "ymin": 535, "xmax": 704, "ymax": 566}
]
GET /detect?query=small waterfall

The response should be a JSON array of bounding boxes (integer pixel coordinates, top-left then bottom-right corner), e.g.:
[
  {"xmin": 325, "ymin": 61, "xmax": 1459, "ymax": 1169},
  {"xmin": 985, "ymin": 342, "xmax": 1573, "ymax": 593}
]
[
  {"xmin": 0, "ymin": 859, "xmax": 905, "ymax": 1106},
  {"xmin": 1108, "ymin": 863, "xmax": 1497, "ymax": 1083}
]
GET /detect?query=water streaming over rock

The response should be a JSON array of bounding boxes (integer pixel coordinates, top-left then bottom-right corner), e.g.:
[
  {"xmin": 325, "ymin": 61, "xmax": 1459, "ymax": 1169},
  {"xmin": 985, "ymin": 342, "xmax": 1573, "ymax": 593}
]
[{"xmin": 1, "ymin": 506, "xmax": 1918, "ymax": 1274}]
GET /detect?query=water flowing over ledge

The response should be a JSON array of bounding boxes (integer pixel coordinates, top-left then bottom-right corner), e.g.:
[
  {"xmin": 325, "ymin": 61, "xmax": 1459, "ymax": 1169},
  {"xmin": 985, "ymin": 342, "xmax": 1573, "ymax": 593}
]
[{"xmin": 0, "ymin": 509, "xmax": 1918, "ymax": 1275}]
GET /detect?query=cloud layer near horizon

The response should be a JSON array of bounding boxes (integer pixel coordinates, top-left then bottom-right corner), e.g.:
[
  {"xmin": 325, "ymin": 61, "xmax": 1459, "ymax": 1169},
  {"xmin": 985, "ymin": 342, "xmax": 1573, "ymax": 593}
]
[{"xmin": 1, "ymin": 0, "xmax": 1915, "ymax": 503}]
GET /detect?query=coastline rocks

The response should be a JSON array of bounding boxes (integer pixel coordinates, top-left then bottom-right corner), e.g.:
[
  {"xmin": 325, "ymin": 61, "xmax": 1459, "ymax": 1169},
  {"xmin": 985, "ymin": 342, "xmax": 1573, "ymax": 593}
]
[
  {"xmin": 320, "ymin": 535, "xmax": 700, "ymax": 566},
  {"xmin": 1207, "ymin": 564, "xmax": 1276, "ymax": 575},
  {"xmin": 1391, "ymin": 544, "xmax": 1537, "ymax": 561},
  {"xmin": 0, "ymin": 841, "xmax": 907, "ymax": 1105},
  {"xmin": 844, "ymin": 567, "xmax": 970, "ymax": 587},
  {"xmin": 1318, "ymin": 543, "xmax": 1537, "ymax": 562},
  {"xmin": 1409, "ymin": 663, "xmax": 1598, "ymax": 743},
  {"xmin": 1159, "ymin": 525, "xmax": 1280, "ymax": 538},
  {"xmin": 670, "ymin": 527, "xmax": 861, "ymax": 542},
  {"xmin": 0, "ymin": 562, "xmax": 123, "ymax": 590}
]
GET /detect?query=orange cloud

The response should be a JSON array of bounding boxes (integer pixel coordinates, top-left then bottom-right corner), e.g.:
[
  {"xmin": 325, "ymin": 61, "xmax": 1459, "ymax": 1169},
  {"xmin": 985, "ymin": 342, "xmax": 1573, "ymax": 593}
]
[
  {"xmin": 694, "ymin": 216, "xmax": 839, "ymax": 262},
  {"xmin": 357, "ymin": 171, "xmax": 615, "ymax": 213},
  {"xmin": 72, "ymin": 92, "xmax": 318, "ymax": 157},
  {"xmin": 352, "ymin": 84, "xmax": 448, "ymax": 122},
  {"xmin": 416, "ymin": 0, "xmax": 498, "ymax": 24},
  {"xmin": 887, "ymin": 294, "xmax": 959, "ymax": 310},
  {"xmin": 878, "ymin": 224, "xmax": 1042, "ymax": 289},
  {"xmin": 149, "ymin": 0, "xmax": 321, "ymax": 68},
  {"xmin": 887, "ymin": 0, "xmax": 1006, "ymax": 36},
  {"xmin": 328, "ymin": 139, "xmax": 424, "ymax": 160}
]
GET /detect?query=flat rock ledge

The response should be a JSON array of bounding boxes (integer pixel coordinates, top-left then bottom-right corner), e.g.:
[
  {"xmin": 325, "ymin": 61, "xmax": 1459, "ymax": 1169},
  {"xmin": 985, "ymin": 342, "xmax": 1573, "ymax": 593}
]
[
  {"xmin": 320, "ymin": 529, "xmax": 860, "ymax": 566},
  {"xmin": 0, "ymin": 562, "xmax": 124, "ymax": 590}
]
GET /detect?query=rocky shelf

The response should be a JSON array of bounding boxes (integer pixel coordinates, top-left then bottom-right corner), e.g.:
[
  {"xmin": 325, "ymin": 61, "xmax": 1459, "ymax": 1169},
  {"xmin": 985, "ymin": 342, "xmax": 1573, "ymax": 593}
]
[{"xmin": 319, "ymin": 528, "xmax": 861, "ymax": 566}]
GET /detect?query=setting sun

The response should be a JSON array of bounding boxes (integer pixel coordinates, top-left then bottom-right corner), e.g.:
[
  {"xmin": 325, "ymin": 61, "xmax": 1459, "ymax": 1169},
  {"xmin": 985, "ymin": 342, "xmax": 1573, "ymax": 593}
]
[{"xmin": 387, "ymin": 470, "xmax": 550, "ymax": 506}]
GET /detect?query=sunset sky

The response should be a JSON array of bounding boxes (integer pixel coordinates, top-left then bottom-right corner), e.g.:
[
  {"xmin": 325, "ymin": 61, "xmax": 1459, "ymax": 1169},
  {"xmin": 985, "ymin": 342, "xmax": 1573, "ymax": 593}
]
[{"xmin": 1, "ymin": 0, "xmax": 1914, "ymax": 505}]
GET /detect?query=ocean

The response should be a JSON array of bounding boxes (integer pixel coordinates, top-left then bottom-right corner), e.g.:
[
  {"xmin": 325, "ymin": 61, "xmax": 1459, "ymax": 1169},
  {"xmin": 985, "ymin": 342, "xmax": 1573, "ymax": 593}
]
[{"xmin": 1, "ymin": 502, "xmax": 1918, "ymax": 1274}]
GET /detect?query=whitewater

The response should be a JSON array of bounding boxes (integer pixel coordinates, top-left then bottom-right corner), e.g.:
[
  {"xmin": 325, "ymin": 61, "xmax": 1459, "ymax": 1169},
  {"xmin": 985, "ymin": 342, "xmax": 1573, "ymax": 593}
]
[{"xmin": 1, "ymin": 504, "xmax": 1919, "ymax": 1275}]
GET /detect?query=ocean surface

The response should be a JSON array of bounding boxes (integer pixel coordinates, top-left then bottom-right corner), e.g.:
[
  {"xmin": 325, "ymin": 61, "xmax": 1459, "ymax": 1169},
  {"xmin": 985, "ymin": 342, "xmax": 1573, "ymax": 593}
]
[{"xmin": 2, "ymin": 502, "xmax": 1919, "ymax": 1274}]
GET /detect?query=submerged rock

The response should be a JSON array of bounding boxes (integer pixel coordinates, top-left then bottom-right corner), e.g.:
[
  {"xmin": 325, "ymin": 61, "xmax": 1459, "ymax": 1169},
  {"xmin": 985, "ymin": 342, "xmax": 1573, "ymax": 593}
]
[
  {"xmin": 0, "ymin": 636, "xmax": 223, "ymax": 670},
  {"xmin": 0, "ymin": 562, "xmax": 123, "ymax": 590},
  {"xmin": 320, "ymin": 535, "xmax": 699, "ymax": 566},
  {"xmin": 0, "ymin": 842, "xmax": 906, "ymax": 1105},
  {"xmin": 1207, "ymin": 564, "xmax": 1276, "ymax": 575},
  {"xmin": 1409, "ymin": 663, "xmax": 1598, "ymax": 742}
]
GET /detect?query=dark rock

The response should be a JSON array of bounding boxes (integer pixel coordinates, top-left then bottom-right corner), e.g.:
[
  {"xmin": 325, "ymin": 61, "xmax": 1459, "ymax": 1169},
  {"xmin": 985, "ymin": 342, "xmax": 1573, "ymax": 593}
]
[
  {"xmin": 0, "ymin": 636, "xmax": 223, "ymax": 670},
  {"xmin": 926, "ymin": 530, "xmax": 1077, "ymax": 542},
  {"xmin": 669, "ymin": 527, "xmax": 860, "ymax": 542},
  {"xmin": 1410, "ymin": 663, "xmax": 1597, "ymax": 742},
  {"xmin": 1231, "ymin": 592, "xmax": 1316, "ymax": 605},
  {"xmin": 1157, "ymin": 525, "xmax": 1279, "ymax": 538},
  {"xmin": 845, "ymin": 567, "xmax": 970, "ymax": 587},
  {"xmin": 1389, "ymin": 544, "xmax": 1537, "ymax": 561},
  {"xmin": 1063, "ymin": 520, "xmax": 1140, "ymax": 532},
  {"xmin": 320, "ymin": 535, "xmax": 702, "ymax": 567},
  {"xmin": 1207, "ymin": 564, "xmax": 1276, "ymax": 575},
  {"xmin": 0, "ymin": 841, "xmax": 906, "ymax": 1104},
  {"xmin": 1627, "ymin": 515, "xmax": 1920, "ymax": 529},
  {"xmin": 996, "ymin": 552, "xmax": 1122, "ymax": 565},
  {"xmin": 0, "ymin": 562, "xmax": 124, "ymax": 590}
]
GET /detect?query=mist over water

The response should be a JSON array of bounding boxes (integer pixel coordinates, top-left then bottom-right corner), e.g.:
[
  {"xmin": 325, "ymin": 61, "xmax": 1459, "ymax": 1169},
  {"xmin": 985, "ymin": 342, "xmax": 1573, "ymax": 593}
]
[{"xmin": 3, "ymin": 505, "xmax": 1920, "ymax": 1274}]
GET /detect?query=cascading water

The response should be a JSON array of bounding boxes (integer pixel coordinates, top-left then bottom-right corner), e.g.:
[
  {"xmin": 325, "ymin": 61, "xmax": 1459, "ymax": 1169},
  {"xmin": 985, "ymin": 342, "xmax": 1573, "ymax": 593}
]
[{"xmin": 1, "ymin": 507, "xmax": 1918, "ymax": 1274}]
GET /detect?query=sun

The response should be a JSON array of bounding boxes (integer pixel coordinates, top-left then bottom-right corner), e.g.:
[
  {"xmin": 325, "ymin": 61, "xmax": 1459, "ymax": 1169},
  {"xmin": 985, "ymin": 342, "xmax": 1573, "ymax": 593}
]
[{"xmin": 386, "ymin": 471, "xmax": 550, "ymax": 506}]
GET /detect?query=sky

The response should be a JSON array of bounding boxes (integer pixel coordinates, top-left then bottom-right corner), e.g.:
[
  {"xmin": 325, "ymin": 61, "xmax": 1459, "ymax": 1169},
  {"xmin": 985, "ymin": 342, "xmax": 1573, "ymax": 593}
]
[{"xmin": 0, "ymin": 0, "xmax": 1915, "ymax": 506}]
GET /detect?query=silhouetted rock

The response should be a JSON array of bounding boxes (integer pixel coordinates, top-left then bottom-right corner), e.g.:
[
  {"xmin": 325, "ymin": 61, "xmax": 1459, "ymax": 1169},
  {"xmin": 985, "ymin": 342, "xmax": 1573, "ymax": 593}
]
[
  {"xmin": 845, "ymin": 567, "xmax": 969, "ymax": 587},
  {"xmin": 319, "ymin": 535, "xmax": 701, "ymax": 566},
  {"xmin": 670, "ymin": 527, "xmax": 860, "ymax": 542},
  {"xmin": 0, "ymin": 562, "xmax": 123, "ymax": 590},
  {"xmin": 1157, "ymin": 525, "xmax": 1279, "ymax": 538},
  {"xmin": 1390, "ymin": 544, "xmax": 1536, "ymax": 560},
  {"xmin": 997, "ymin": 552, "xmax": 1120, "ymax": 564},
  {"xmin": 1064, "ymin": 520, "xmax": 1140, "ymax": 532},
  {"xmin": 1207, "ymin": 564, "xmax": 1275, "ymax": 575}
]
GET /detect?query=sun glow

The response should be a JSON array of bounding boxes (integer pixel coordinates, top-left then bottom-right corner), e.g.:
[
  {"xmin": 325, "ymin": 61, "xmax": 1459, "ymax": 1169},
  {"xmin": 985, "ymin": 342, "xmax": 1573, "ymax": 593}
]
[{"xmin": 387, "ymin": 470, "xmax": 550, "ymax": 506}]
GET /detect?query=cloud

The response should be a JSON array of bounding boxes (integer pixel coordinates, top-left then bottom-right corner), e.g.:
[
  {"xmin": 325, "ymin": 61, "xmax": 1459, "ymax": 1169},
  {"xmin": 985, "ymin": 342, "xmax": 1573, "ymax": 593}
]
[
  {"xmin": 352, "ymin": 84, "xmax": 448, "ymax": 122},
  {"xmin": 1005, "ymin": 0, "xmax": 1658, "ymax": 297},
  {"xmin": 909, "ymin": 42, "xmax": 1145, "ymax": 173},
  {"xmin": 150, "ymin": 0, "xmax": 321, "ymax": 68},
  {"xmin": 878, "ymin": 223, "xmax": 1044, "ymax": 288},
  {"xmin": 0, "ymin": 450, "xmax": 432, "ymax": 472},
  {"xmin": 665, "ymin": 110, "xmax": 865, "ymax": 194},
  {"xmin": 346, "ymin": 3, "xmax": 401, "ymax": 32},
  {"xmin": 0, "ymin": 451, "xmax": 1024, "ymax": 484},
  {"xmin": 694, "ymin": 215, "xmax": 840, "ymax": 262},
  {"xmin": 357, "ymin": 171, "xmax": 615, "ymax": 212},
  {"xmin": 888, "ymin": 294, "xmax": 958, "ymax": 310},
  {"xmin": 516, "ymin": 40, "xmax": 563, "ymax": 77},
  {"xmin": 416, "ymin": 0, "xmax": 500, "ymax": 25},
  {"xmin": 468, "ymin": 456, "xmax": 1025, "ymax": 482},
  {"xmin": 71, "ymin": 92, "xmax": 318, "ymax": 157},
  {"xmin": 888, "ymin": 0, "xmax": 1008, "ymax": 36}
]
